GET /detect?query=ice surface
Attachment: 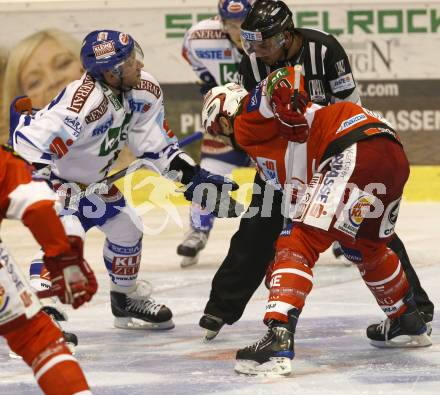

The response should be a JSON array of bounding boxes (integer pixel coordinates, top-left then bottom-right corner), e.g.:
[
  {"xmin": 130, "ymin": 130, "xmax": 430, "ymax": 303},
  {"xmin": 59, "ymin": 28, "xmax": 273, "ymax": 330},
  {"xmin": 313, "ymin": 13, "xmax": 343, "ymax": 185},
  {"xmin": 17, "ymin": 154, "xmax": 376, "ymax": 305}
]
[{"xmin": 1, "ymin": 203, "xmax": 439, "ymax": 394}]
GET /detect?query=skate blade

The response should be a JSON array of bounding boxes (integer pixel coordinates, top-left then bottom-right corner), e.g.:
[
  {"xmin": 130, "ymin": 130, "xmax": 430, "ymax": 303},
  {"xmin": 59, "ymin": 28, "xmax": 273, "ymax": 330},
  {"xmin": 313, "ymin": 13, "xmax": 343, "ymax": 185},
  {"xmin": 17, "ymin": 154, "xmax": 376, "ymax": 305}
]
[
  {"xmin": 180, "ymin": 254, "xmax": 200, "ymax": 268},
  {"xmin": 370, "ymin": 332, "xmax": 432, "ymax": 348},
  {"xmin": 66, "ymin": 342, "xmax": 76, "ymax": 355},
  {"xmin": 234, "ymin": 357, "xmax": 292, "ymax": 376},
  {"xmin": 203, "ymin": 328, "xmax": 220, "ymax": 342},
  {"xmin": 9, "ymin": 351, "xmax": 22, "ymax": 359},
  {"xmin": 114, "ymin": 317, "xmax": 175, "ymax": 330}
]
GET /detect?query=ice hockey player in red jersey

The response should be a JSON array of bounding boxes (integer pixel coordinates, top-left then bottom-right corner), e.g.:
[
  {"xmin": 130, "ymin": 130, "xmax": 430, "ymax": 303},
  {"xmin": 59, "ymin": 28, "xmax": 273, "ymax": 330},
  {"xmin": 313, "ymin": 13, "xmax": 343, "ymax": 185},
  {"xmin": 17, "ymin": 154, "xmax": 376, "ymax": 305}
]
[
  {"xmin": 201, "ymin": 66, "xmax": 431, "ymax": 376},
  {"xmin": 0, "ymin": 144, "xmax": 96, "ymax": 394}
]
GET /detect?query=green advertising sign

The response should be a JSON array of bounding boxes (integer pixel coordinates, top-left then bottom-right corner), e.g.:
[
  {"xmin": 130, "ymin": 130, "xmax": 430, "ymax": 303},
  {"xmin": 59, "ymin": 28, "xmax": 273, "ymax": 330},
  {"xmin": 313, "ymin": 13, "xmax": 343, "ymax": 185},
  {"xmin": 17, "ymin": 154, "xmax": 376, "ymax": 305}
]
[{"xmin": 165, "ymin": 8, "xmax": 440, "ymax": 38}]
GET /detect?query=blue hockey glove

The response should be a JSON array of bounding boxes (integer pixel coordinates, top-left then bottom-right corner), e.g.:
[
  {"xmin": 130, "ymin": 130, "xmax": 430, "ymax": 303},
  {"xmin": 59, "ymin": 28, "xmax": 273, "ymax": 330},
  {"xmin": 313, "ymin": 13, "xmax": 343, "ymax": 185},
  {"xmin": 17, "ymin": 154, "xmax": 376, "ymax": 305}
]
[{"xmin": 183, "ymin": 166, "xmax": 244, "ymax": 218}]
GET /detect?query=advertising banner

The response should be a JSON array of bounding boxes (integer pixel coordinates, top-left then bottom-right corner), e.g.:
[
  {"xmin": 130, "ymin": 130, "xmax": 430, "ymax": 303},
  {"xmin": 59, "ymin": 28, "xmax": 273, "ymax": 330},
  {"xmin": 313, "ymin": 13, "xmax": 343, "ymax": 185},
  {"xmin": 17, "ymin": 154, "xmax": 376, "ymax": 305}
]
[{"xmin": 0, "ymin": 1, "xmax": 438, "ymax": 163}]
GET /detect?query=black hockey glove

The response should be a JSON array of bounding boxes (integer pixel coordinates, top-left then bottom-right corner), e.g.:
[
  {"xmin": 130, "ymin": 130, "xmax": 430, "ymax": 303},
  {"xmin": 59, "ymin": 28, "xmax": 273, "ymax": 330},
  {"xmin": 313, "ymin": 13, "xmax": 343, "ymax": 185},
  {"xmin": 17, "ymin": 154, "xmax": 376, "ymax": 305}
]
[{"xmin": 183, "ymin": 166, "xmax": 244, "ymax": 218}]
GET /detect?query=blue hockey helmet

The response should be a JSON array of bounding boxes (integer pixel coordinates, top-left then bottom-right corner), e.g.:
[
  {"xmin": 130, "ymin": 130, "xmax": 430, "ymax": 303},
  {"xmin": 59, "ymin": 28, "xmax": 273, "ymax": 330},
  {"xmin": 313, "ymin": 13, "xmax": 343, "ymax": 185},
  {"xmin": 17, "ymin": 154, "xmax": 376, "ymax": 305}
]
[
  {"xmin": 218, "ymin": 0, "xmax": 252, "ymax": 20},
  {"xmin": 80, "ymin": 30, "xmax": 135, "ymax": 80}
]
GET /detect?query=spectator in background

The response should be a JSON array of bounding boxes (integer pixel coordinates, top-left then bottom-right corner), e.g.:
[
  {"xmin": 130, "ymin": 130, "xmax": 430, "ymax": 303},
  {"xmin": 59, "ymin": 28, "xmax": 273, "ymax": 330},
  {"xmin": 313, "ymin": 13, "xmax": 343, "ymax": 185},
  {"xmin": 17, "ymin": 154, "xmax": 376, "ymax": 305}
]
[{"xmin": 2, "ymin": 29, "xmax": 83, "ymax": 132}]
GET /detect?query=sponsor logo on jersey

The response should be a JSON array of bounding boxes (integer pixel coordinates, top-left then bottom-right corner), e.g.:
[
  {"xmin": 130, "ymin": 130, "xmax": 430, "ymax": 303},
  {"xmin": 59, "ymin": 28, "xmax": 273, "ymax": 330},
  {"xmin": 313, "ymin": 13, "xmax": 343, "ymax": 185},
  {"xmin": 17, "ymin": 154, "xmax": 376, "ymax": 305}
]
[
  {"xmin": 308, "ymin": 79, "xmax": 326, "ymax": 102},
  {"xmin": 85, "ymin": 97, "xmax": 109, "ymax": 124},
  {"xmin": 219, "ymin": 63, "xmax": 239, "ymax": 84},
  {"xmin": 330, "ymin": 73, "xmax": 355, "ymax": 93},
  {"xmin": 339, "ymin": 245, "xmax": 363, "ymax": 263},
  {"xmin": 256, "ymin": 157, "xmax": 279, "ymax": 186},
  {"xmin": 93, "ymin": 41, "xmax": 116, "ymax": 60},
  {"xmin": 379, "ymin": 197, "xmax": 401, "ymax": 237},
  {"xmin": 112, "ymin": 255, "xmax": 141, "ymax": 276},
  {"xmin": 0, "ymin": 246, "xmax": 26, "ymax": 294},
  {"xmin": 128, "ymin": 98, "xmax": 151, "ymax": 113},
  {"xmin": 49, "ymin": 137, "xmax": 73, "ymax": 158},
  {"xmin": 349, "ymin": 195, "xmax": 372, "ymax": 227},
  {"xmin": 135, "ymin": 79, "xmax": 161, "ymax": 98},
  {"xmin": 336, "ymin": 113, "xmax": 367, "ymax": 133},
  {"xmin": 189, "ymin": 29, "xmax": 228, "ymax": 40},
  {"xmin": 335, "ymin": 59, "xmax": 346, "ymax": 76},
  {"xmin": 67, "ymin": 74, "xmax": 95, "ymax": 113},
  {"xmin": 0, "ymin": 284, "xmax": 10, "ymax": 314},
  {"xmin": 247, "ymin": 82, "xmax": 262, "ymax": 112},
  {"xmin": 335, "ymin": 190, "xmax": 375, "ymax": 238},
  {"xmin": 240, "ymin": 29, "xmax": 262, "ymax": 41},
  {"xmin": 195, "ymin": 48, "xmax": 232, "ymax": 60},
  {"xmin": 92, "ymin": 116, "xmax": 113, "ymax": 137},
  {"xmin": 99, "ymin": 113, "xmax": 131, "ymax": 157},
  {"xmin": 63, "ymin": 116, "xmax": 83, "ymax": 137}
]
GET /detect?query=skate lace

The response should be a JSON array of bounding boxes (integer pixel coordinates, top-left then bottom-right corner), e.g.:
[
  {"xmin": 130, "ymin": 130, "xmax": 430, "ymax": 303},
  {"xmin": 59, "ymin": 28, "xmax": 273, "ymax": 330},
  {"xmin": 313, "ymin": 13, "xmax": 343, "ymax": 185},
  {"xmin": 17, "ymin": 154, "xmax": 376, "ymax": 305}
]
[
  {"xmin": 245, "ymin": 328, "xmax": 274, "ymax": 351},
  {"xmin": 127, "ymin": 297, "xmax": 162, "ymax": 316},
  {"xmin": 377, "ymin": 318, "xmax": 391, "ymax": 336}
]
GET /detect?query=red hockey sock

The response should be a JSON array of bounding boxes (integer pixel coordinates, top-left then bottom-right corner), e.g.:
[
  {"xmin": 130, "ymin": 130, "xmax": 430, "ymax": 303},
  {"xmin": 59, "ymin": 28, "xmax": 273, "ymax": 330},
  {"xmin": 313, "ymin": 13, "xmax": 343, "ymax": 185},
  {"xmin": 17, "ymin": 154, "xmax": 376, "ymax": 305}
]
[{"xmin": 4, "ymin": 311, "xmax": 90, "ymax": 395}]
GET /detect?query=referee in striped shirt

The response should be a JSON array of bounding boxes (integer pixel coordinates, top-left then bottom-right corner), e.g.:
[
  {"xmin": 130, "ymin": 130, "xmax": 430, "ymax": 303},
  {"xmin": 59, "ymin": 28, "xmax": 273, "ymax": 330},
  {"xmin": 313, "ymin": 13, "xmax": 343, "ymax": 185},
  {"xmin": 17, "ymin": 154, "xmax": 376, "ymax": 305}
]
[{"xmin": 200, "ymin": 0, "xmax": 433, "ymax": 340}]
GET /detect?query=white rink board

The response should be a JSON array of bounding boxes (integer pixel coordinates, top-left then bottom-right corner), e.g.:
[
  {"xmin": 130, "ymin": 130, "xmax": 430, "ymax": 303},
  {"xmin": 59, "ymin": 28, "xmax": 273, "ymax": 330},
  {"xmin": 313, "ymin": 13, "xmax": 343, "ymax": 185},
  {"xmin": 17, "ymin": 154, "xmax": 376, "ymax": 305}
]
[{"xmin": 0, "ymin": 202, "xmax": 439, "ymax": 394}]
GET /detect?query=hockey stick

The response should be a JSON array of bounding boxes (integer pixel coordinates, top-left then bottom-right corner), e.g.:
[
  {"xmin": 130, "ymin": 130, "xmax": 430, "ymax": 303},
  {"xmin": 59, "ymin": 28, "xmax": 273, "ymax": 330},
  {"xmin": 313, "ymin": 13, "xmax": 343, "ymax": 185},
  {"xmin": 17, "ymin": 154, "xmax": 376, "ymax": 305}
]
[
  {"xmin": 282, "ymin": 64, "xmax": 303, "ymax": 227},
  {"xmin": 66, "ymin": 131, "xmax": 203, "ymax": 205}
]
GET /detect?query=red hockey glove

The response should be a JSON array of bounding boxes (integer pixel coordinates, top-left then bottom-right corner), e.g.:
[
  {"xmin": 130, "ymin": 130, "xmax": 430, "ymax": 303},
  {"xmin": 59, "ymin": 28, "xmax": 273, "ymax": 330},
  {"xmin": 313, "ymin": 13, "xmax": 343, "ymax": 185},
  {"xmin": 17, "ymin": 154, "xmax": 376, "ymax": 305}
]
[
  {"xmin": 38, "ymin": 236, "xmax": 97, "ymax": 309},
  {"xmin": 271, "ymin": 86, "xmax": 309, "ymax": 143}
]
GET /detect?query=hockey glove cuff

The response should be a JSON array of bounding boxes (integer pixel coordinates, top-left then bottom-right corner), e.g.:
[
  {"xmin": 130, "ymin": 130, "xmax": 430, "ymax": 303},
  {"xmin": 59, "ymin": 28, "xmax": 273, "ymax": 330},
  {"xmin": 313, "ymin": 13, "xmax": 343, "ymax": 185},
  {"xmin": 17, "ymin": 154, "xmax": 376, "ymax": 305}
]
[{"xmin": 183, "ymin": 166, "xmax": 244, "ymax": 218}]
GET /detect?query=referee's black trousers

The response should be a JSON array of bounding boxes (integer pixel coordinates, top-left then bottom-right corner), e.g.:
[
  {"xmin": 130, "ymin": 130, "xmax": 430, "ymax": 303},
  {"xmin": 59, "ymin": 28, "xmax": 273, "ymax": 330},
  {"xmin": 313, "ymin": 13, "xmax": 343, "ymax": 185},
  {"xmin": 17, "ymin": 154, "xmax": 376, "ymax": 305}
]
[{"xmin": 204, "ymin": 173, "xmax": 434, "ymax": 324}]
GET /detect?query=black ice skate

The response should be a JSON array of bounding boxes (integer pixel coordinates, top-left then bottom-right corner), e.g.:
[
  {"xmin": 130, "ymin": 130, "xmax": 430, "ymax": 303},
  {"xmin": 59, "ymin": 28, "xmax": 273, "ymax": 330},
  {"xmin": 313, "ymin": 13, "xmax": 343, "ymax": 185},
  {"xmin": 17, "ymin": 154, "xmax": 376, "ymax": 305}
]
[
  {"xmin": 367, "ymin": 293, "xmax": 432, "ymax": 348},
  {"xmin": 234, "ymin": 309, "xmax": 299, "ymax": 376},
  {"xmin": 111, "ymin": 281, "xmax": 174, "ymax": 330},
  {"xmin": 199, "ymin": 314, "xmax": 225, "ymax": 341},
  {"xmin": 177, "ymin": 229, "xmax": 208, "ymax": 268}
]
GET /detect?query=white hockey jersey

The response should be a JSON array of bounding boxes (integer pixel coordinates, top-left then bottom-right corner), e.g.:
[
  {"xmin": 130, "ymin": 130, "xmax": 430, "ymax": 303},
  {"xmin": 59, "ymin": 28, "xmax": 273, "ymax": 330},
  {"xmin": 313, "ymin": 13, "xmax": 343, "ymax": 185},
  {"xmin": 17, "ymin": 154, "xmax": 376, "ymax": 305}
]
[
  {"xmin": 182, "ymin": 16, "xmax": 243, "ymax": 86},
  {"xmin": 182, "ymin": 16, "xmax": 249, "ymax": 165},
  {"xmin": 12, "ymin": 71, "xmax": 179, "ymax": 185}
]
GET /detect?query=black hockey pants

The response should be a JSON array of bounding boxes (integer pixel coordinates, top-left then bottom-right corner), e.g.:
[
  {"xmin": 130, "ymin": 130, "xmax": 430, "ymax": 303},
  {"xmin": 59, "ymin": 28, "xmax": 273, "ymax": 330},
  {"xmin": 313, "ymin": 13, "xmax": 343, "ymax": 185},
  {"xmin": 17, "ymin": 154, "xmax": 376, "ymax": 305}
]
[{"xmin": 204, "ymin": 173, "xmax": 434, "ymax": 324}]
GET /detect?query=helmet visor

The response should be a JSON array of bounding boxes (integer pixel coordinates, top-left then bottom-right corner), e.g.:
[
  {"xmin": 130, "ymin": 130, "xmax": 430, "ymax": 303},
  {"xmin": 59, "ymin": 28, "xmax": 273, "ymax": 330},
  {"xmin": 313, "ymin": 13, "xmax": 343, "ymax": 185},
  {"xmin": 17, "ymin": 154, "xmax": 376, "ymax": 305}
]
[
  {"xmin": 112, "ymin": 41, "xmax": 144, "ymax": 76},
  {"xmin": 240, "ymin": 31, "xmax": 285, "ymax": 57}
]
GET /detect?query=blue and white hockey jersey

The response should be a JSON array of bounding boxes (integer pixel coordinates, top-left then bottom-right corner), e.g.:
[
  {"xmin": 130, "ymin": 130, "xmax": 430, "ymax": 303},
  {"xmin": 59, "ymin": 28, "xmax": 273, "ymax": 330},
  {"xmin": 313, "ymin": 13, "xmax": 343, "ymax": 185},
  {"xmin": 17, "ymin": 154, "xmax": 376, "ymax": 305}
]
[{"xmin": 12, "ymin": 71, "xmax": 179, "ymax": 185}]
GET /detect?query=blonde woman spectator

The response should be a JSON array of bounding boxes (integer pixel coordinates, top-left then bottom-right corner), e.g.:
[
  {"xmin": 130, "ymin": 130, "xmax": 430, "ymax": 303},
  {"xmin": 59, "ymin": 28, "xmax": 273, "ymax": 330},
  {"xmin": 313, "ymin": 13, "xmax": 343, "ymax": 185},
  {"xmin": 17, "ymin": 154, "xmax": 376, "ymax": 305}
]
[{"xmin": 2, "ymin": 29, "xmax": 83, "ymax": 140}]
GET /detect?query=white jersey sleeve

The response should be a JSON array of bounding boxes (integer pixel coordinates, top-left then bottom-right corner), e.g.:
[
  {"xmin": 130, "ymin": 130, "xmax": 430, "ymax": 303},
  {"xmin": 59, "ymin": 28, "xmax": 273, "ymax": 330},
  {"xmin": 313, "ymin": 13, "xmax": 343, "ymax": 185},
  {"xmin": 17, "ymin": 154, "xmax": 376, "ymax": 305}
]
[
  {"xmin": 12, "ymin": 74, "xmax": 99, "ymax": 166},
  {"xmin": 126, "ymin": 71, "xmax": 182, "ymax": 174}
]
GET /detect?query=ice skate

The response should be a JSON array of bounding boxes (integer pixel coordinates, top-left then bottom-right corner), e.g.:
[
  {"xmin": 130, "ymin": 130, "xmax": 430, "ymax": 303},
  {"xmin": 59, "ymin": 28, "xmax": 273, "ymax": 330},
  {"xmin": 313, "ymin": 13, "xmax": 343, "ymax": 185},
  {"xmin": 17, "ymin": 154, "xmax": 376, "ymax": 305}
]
[
  {"xmin": 235, "ymin": 323, "xmax": 294, "ymax": 376},
  {"xmin": 180, "ymin": 254, "xmax": 200, "ymax": 268},
  {"xmin": 111, "ymin": 280, "xmax": 174, "ymax": 330},
  {"xmin": 177, "ymin": 229, "xmax": 208, "ymax": 268},
  {"xmin": 199, "ymin": 314, "xmax": 225, "ymax": 341},
  {"xmin": 367, "ymin": 293, "xmax": 432, "ymax": 348}
]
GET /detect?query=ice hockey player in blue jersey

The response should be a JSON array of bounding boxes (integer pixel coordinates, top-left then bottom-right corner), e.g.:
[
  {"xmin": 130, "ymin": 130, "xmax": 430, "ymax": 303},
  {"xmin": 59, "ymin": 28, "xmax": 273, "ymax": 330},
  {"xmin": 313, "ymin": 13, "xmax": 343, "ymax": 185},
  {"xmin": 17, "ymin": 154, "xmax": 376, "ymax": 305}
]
[{"xmin": 11, "ymin": 30, "xmax": 241, "ymax": 338}]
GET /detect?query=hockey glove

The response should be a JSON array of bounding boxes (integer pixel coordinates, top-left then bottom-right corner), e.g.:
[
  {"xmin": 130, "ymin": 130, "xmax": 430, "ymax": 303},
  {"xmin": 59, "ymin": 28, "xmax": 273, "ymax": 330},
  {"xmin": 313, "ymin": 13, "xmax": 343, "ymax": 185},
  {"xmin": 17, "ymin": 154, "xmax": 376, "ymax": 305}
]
[
  {"xmin": 39, "ymin": 236, "xmax": 97, "ymax": 309},
  {"xmin": 271, "ymin": 86, "xmax": 309, "ymax": 143},
  {"xmin": 183, "ymin": 166, "xmax": 244, "ymax": 218}
]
